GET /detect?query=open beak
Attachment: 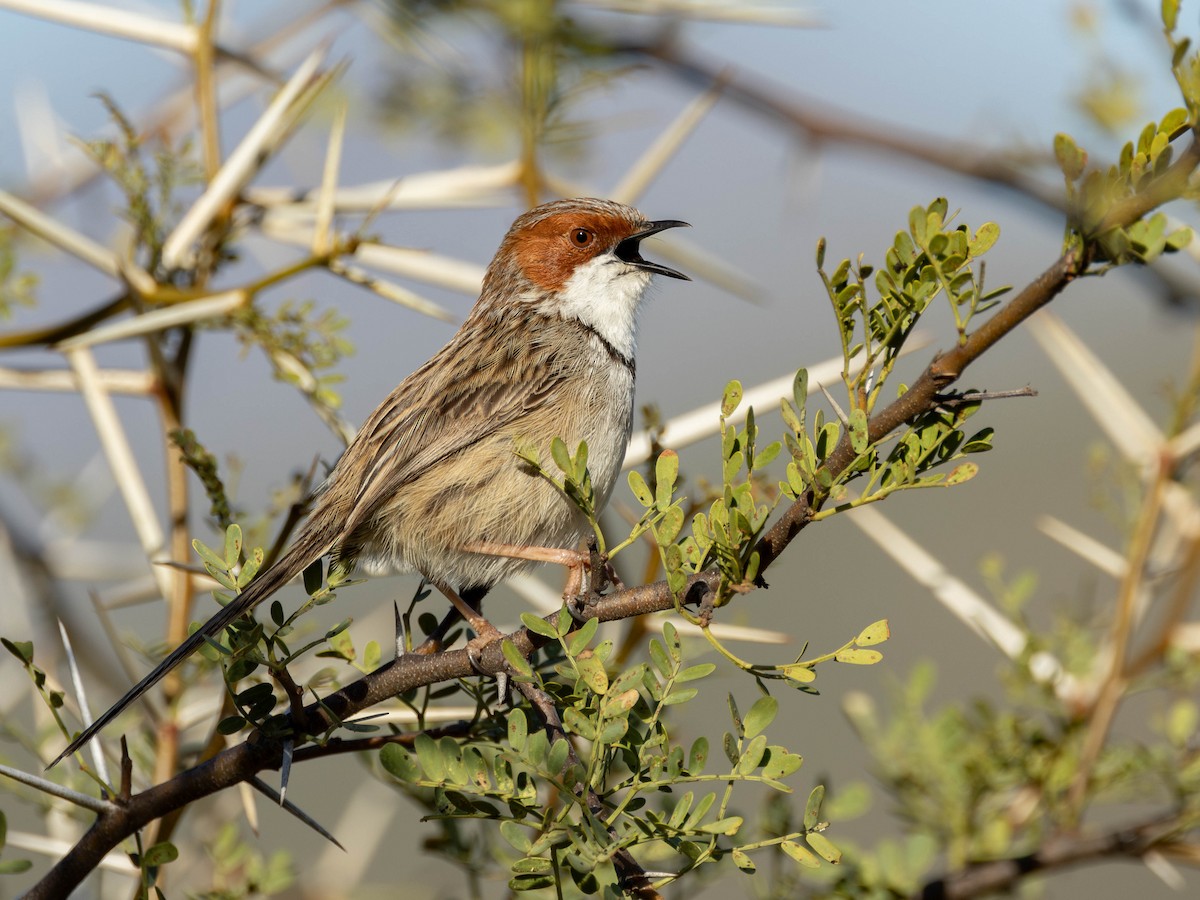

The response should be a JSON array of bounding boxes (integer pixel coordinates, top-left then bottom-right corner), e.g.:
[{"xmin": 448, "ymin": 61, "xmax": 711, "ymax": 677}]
[{"xmin": 616, "ymin": 219, "xmax": 691, "ymax": 281}]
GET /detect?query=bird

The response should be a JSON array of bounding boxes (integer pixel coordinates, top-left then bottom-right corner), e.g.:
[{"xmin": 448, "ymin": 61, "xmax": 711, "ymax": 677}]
[{"xmin": 50, "ymin": 197, "xmax": 689, "ymax": 768}]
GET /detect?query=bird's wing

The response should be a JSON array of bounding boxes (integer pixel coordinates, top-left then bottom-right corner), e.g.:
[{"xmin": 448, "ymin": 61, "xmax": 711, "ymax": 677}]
[
  {"xmin": 332, "ymin": 310, "xmax": 570, "ymax": 540},
  {"xmin": 48, "ymin": 311, "xmax": 573, "ymax": 769}
]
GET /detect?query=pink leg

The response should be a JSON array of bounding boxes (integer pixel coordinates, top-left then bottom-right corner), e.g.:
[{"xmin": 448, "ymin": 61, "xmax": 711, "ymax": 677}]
[
  {"xmin": 461, "ymin": 541, "xmax": 589, "ymax": 598},
  {"xmin": 431, "ymin": 580, "xmax": 506, "ymax": 674}
]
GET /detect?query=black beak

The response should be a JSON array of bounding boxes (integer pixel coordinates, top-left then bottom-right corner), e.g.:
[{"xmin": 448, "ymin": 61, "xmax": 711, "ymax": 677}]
[{"xmin": 616, "ymin": 219, "xmax": 691, "ymax": 281}]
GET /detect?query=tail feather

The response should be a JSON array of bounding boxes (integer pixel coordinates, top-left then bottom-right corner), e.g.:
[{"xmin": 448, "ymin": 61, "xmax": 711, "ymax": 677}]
[{"xmin": 47, "ymin": 528, "xmax": 332, "ymax": 769}]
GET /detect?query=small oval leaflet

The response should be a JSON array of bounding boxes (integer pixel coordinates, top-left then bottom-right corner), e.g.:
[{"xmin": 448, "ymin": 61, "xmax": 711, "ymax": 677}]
[
  {"xmin": 835, "ymin": 648, "xmax": 884, "ymax": 665},
  {"xmin": 806, "ymin": 831, "xmax": 842, "ymax": 864},
  {"xmin": 855, "ymin": 619, "xmax": 890, "ymax": 646},
  {"xmin": 743, "ymin": 695, "xmax": 778, "ymax": 740},
  {"xmin": 782, "ymin": 840, "xmax": 821, "ymax": 869}
]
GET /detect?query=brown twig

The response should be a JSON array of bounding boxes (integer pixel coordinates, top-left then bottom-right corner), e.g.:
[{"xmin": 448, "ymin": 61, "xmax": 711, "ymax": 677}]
[
  {"xmin": 29, "ymin": 123, "xmax": 1200, "ymax": 900},
  {"xmin": 513, "ymin": 679, "xmax": 662, "ymax": 899},
  {"xmin": 915, "ymin": 811, "xmax": 1189, "ymax": 900},
  {"xmin": 1067, "ymin": 458, "xmax": 1168, "ymax": 820}
]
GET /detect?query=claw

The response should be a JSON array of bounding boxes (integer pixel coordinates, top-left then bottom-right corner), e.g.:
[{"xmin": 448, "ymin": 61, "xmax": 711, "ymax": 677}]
[{"xmin": 464, "ymin": 633, "xmax": 496, "ymax": 674}]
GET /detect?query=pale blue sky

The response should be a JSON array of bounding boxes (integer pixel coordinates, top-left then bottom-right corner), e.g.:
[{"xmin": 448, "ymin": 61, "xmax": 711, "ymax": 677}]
[{"xmin": 0, "ymin": 2, "xmax": 1195, "ymax": 897}]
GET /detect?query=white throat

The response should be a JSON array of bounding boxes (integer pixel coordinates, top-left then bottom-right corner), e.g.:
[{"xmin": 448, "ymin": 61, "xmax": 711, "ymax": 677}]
[{"xmin": 550, "ymin": 254, "xmax": 653, "ymax": 361}]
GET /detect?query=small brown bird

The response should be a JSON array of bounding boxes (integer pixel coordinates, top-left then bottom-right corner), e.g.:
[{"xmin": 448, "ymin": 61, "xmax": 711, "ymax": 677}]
[{"xmin": 51, "ymin": 198, "xmax": 689, "ymax": 767}]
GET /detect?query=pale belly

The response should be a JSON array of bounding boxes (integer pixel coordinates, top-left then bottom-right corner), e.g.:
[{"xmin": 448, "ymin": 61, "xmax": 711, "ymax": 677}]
[{"xmin": 356, "ymin": 371, "xmax": 634, "ymax": 590}]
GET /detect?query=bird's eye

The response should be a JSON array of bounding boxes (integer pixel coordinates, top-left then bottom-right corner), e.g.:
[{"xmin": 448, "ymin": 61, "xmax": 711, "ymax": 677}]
[{"xmin": 570, "ymin": 228, "xmax": 594, "ymax": 247}]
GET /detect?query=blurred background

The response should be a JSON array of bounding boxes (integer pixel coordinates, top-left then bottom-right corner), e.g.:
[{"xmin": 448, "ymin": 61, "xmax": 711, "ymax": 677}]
[{"xmin": 1, "ymin": 0, "xmax": 1198, "ymax": 897}]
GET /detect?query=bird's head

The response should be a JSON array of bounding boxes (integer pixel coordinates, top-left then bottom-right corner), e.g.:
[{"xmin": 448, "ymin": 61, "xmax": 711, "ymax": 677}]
[{"xmin": 480, "ymin": 198, "xmax": 690, "ymax": 357}]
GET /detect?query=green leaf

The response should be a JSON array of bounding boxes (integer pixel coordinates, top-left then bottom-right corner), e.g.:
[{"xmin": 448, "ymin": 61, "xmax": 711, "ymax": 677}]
[
  {"xmin": 782, "ymin": 840, "xmax": 821, "ymax": 868},
  {"xmin": 849, "ymin": 408, "xmax": 869, "ymax": 454},
  {"xmin": 804, "ymin": 785, "xmax": 826, "ymax": 830},
  {"xmin": 1053, "ymin": 132, "xmax": 1087, "ymax": 181},
  {"xmin": 721, "ymin": 380, "xmax": 743, "ymax": 418},
  {"xmin": 501, "ymin": 640, "xmax": 534, "ymax": 678},
  {"xmin": 209, "ymin": 567, "xmax": 239, "ymax": 591},
  {"xmin": 736, "ymin": 735, "xmax": 768, "ymax": 773},
  {"xmin": 781, "ymin": 663, "xmax": 817, "ymax": 684},
  {"xmin": 550, "ymin": 436, "xmax": 571, "ymax": 474},
  {"xmin": 602, "ymin": 688, "xmax": 640, "ymax": 718},
  {"xmin": 0, "ymin": 859, "xmax": 32, "ymax": 874},
  {"xmin": 806, "ymin": 832, "xmax": 842, "ymax": 864},
  {"xmin": 648, "ymin": 638, "xmax": 671, "ymax": 678},
  {"xmin": 563, "ymin": 706, "xmax": 597, "ymax": 740},
  {"xmin": 732, "ymin": 848, "xmax": 756, "ymax": 873},
  {"xmin": 688, "ymin": 737, "xmax": 709, "ymax": 774},
  {"xmin": 793, "ymin": 369, "xmax": 809, "ymax": 421},
  {"xmin": 908, "ymin": 204, "xmax": 928, "ymax": 243},
  {"xmin": 547, "ymin": 737, "xmax": 570, "ymax": 774},
  {"xmin": 141, "ymin": 841, "xmax": 179, "ymax": 867},
  {"xmin": 510, "ymin": 871, "xmax": 556, "ymax": 892},
  {"xmin": 698, "ymin": 816, "xmax": 743, "ymax": 836},
  {"xmin": 662, "ymin": 687, "xmax": 699, "ymax": 706},
  {"xmin": 743, "ymin": 695, "xmax": 778, "ymax": 740},
  {"xmin": 302, "ymin": 559, "xmax": 323, "ymax": 596},
  {"xmin": 608, "ymin": 663, "xmax": 648, "ymax": 698},
  {"xmin": 658, "ymin": 791, "xmax": 690, "ymax": 832},
  {"xmin": 192, "ymin": 538, "xmax": 225, "ymax": 572},
  {"xmin": 683, "ymin": 792, "xmax": 717, "ymax": 830},
  {"xmin": 728, "ymin": 693, "xmax": 743, "ymax": 737},
  {"xmin": 856, "ymin": 619, "xmax": 890, "ymax": 646},
  {"xmin": 500, "ymin": 821, "xmax": 533, "ymax": 853},
  {"xmin": 655, "ymin": 450, "xmax": 679, "ymax": 509},
  {"xmin": 572, "ymin": 440, "xmax": 588, "ymax": 483},
  {"xmin": 512, "ymin": 856, "xmax": 553, "ymax": 874},
  {"xmin": 962, "ymin": 426, "xmax": 995, "ymax": 453},
  {"xmin": 567, "ymin": 616, "xmax": 598, "ymax": 656},
  {"xmin": 521, "ymin": 612, "xmax": 560, "ymax": 640},
  {"xmin": 577, "ymin": 652, "xmax": 609, "ymax": 695},
  {"xmin": 1167, "ymin": 227, "xmax": 1193, "ymax": 251},
  {"xmin": 1, "ymin": 639, "xmax": 33, "ymax": 664},
  {"xmin": 723, "ymin": 731, "xmax": 740, "ymax": 766},
  {"xmin": 326, "ymin": 627, "xmax": 354, "ymax": 661},
  {"xmin": 363, "ymin": 640, "xmax": 381, "ymax": 672},
  {"xmin": 236, "ymin": 549, "xmax": 262, "ymax": 588},
  {"xmin": 676, "ymin": 663, "xmax": 716, "ymax": 684},
  {"xmin": 1161, "ymin": 106, "xmax": 1189, "ymax": 138},
  {"xmin": 414, "ymin": 734, "xmax": 445, "ymax": 781},
  {"xmin": 762, "ymin": 747, "xmax": 804, "ymax": 781},
  {"xmin": 754, "ymin": 441, "xmax": 782, "ymax": 470},
  {"xmin": 663, "ymin": 621, "xmax": 682, "ymax": 662},
  {"xmin": 223, "ymin": 524, "xmax": 243, "ymax": 568},
  {"xmin": 380, "ymin": 744, "xmax": 420, "ymax": 781},
  {"xmin": 597, "ymin": 716, "xmax": 629, "ymax": 744},
  {"xmin": 627, "ymin": 470, "xmax": 654, "ymax": 507},
  {"xmin": 1163, "ymin": 0, "xmax": 1180, "ymax": 32},
  {"xmin": 507, "ymin": 708, "xmax": 528, "ymax": 752},
  {"xmin": 946, "ymin": 462, "xmax": 979, "ymax": 485},
  {"xmin": 658, "ymin": 505, "xmax": 685, "ymax": 544},
  {"xmin": 969, "ymin": 222, "xmax": 1000, "ymax": 256},
  {"xmin": 217, "ymin": 715, "xmax": 246, "ymax": 734},
  {"xmin": 835, "ymin": 648, "xmax": 883, "ymax": 665}
]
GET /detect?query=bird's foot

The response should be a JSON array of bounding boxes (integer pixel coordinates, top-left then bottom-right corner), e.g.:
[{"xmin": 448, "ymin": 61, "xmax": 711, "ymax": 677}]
[{"xmin": 433, "ymin": 581, "xmax": 504, "ymax": 674}]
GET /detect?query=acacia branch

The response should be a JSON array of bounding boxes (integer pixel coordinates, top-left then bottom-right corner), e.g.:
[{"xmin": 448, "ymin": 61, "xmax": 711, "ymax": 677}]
[
  {"xmin": 915, "ymin": 811, "xmax": 1193, "ymax": 900},
  {"xmin": 31, "ymin": 134, "xmax": 1200, "ymax": 899}
]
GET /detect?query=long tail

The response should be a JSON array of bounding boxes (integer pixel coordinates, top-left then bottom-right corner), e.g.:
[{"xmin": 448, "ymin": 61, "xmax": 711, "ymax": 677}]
[{"xmin": 48, "ymin": 527, "xmax": 333, "ymax": 769}]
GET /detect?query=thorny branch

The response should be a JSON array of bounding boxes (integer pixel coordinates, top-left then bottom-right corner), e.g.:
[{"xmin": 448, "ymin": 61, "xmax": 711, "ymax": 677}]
[
  {"xmin": 915, "ymin": 812, "xmax": 1196, "ymax": 900},
  {"xmin": 30, "ymin": 135, "xmax": 1200, "ymax": 898}
]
